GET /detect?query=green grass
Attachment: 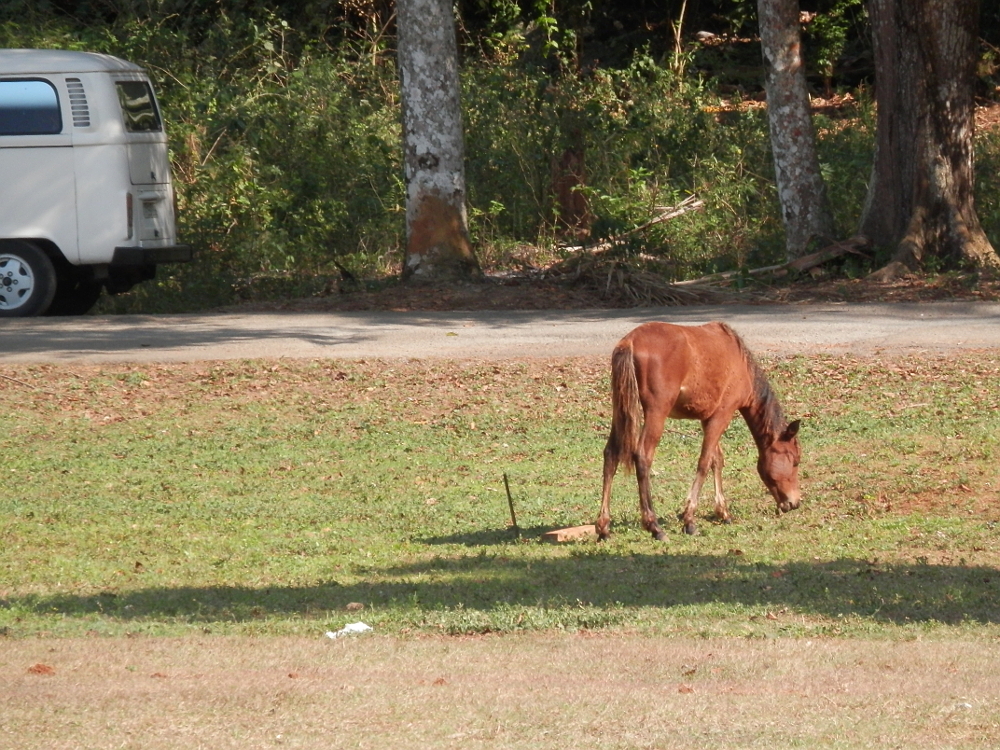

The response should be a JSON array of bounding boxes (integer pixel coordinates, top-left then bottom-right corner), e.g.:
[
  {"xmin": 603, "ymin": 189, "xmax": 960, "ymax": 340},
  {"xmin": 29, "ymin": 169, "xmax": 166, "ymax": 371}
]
[{"xmin": 2, "ymin": 354, "xmax": 1000, "ymax": 639}]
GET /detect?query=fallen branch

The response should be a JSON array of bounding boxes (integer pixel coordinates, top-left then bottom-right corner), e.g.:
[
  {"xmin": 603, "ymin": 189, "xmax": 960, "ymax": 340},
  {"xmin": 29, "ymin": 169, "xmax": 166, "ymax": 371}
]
[
  {"xmin": 673, "ymin": 263, "xmax": 784, "ymax": 287},
  {"xmin": 675, "ymin": 235, "xmax": 871, "ymax": 287},
  {"xmin": 787, "ymin": 235, "xmax": 871, "ymax": 272},
  {"xmin": 563, "ymin": 195, "xmax": 705, "ymax": 254},
  {"xmin": 633, "ymin": 195, "xmax": 706, "ymax": 232},
  {"xmin": 0, "ymin": 373, "xmax": 57, "ymax": 396}
]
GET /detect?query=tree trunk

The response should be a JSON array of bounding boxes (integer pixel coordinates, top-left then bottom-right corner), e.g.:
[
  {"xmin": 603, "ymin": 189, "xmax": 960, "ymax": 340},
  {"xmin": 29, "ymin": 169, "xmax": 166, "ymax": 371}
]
[
  {"xmin": 552, "ymin": 137, "xmax": 592, "ymax": 239},
  {"xmin": 397, "ymin": 0, "xmax": 482, "ymax": 283},
  {"xmin": 862, "ymin": 0, "xmax": 1000, "ymax": 277},
  {"xmin": 758, "ymin": 0, "xmax": 834, "ymax": 260}
]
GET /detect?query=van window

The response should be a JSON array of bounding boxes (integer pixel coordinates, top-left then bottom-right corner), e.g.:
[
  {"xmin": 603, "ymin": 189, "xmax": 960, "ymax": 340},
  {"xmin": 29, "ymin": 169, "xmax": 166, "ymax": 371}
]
[
  {"xmin": 115, "ymin": 81, "xmax": 162, "ymax": 133},
  {"xmin": 0, "ymin": 79, "xmax": 62, "ymax": 135}
]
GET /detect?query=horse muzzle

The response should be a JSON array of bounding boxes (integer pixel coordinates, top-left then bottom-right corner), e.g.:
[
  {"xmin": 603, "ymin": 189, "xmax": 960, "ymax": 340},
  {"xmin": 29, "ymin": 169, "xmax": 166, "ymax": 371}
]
[{"xmin": 776, "ymin": 494, "xmax": 801, "ymax": 514}]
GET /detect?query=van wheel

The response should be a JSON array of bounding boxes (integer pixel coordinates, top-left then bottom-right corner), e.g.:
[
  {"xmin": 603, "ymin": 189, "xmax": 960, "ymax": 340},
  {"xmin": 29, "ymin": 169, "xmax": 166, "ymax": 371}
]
[
  {"xmin": 0, "ymin": 240, "xmax": 57, "ymax": 317},
  {"xmin": 46, "ymin": 278, "xmax": 104, "ymax": 316}
]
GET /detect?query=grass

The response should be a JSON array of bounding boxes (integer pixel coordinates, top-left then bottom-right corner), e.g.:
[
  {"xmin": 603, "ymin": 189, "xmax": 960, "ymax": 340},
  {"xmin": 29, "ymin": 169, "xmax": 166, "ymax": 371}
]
[{"xmin": 2, "ymin": 353, "xmax": 1000, "ymax": 640}]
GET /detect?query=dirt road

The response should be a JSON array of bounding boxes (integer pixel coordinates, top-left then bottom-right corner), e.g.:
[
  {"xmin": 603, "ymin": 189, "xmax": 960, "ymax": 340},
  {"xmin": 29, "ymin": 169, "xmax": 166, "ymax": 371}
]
[{"xmin": 3, "ymin": 300, "xmax": 1000, "ymax": 363}]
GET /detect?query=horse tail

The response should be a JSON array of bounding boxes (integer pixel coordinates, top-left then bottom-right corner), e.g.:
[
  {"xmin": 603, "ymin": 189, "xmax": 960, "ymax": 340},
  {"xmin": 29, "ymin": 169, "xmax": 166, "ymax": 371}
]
[{"xmin": 608, "ymin": 339, "xmax": 643, "ymax": 469}]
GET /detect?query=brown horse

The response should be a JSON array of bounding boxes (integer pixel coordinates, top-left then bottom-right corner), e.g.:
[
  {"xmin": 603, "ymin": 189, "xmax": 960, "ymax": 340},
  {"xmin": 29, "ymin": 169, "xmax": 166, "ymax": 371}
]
[{"xmin": 595, "ymin": 321, "xmax": 802, "ymax": 540}]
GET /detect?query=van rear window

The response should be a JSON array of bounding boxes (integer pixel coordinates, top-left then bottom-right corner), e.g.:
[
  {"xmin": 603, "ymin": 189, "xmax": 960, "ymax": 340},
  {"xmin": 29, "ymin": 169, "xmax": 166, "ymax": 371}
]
[
  {"xmin": 0, "ymin": 79, "xmax": 62, "ymax": 135},
  {"xmin": 115, "ymin": 81, "xmax": 162, "ymax": 133}
]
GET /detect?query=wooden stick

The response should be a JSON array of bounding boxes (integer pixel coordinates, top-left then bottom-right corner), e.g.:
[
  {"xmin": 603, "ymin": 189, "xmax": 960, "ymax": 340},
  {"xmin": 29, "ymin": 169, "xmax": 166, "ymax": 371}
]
[
  {"xmin": 675, "ymin": 236, "xmax": 871, "ymax": 287},
  {"xmin": 503, "ymin": 472, "xmax": 519, "ymax": 534},
  {"xmin": 0, "ymin": 373, "xmax": 56, "ymax": 395}
]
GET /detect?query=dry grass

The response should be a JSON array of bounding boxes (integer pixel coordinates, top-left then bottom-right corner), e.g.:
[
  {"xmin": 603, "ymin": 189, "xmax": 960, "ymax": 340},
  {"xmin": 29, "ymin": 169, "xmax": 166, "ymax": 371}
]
[{"xmin": 3, "ymin": 634, "xmax": 999, "ymax": 749}]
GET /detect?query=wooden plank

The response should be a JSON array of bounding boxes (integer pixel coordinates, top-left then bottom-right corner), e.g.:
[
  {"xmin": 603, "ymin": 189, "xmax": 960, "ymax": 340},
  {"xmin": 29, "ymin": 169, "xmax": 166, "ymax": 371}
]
[{"xmin": 541, "ymin": 525, "xmax": 597, "ymax": 543}]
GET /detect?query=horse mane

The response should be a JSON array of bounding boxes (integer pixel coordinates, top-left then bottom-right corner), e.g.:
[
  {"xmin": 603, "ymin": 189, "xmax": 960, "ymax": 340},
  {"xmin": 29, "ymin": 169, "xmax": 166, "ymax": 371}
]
[{"xmin": 719, "ymin": 322, "xmax": 787, "ymax": 439}]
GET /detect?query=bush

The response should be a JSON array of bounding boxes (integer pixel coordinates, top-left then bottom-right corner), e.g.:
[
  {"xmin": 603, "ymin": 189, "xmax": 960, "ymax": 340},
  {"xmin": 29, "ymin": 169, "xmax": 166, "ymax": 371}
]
[
  {"xmin": 975, "ymin": 127, "xmax": 1000, "ymax": 253},
  {"xmin": 0, "ymin": 8, "xmax": 891, "ymax": 311},
  {"xmin": 463, "ymin": 47, "xmax": 799, "ymax": 280},
  {"xmin": 2, "ymin": 12, "xmax": 405, "ymax": 311}
]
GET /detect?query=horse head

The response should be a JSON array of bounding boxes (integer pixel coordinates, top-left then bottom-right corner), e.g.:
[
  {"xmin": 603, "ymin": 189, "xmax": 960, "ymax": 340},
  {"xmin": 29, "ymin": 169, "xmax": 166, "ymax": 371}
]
[{"xmin": 757, "ymin": 419, "xmax": 802, "ymax": 513}]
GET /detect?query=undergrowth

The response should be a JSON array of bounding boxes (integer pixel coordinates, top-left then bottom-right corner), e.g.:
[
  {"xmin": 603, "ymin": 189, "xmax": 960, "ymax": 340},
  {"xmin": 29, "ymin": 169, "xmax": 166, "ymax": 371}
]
[{"xmin": 0, "ymin": 9, "xmax": 997, "ymax": 312}]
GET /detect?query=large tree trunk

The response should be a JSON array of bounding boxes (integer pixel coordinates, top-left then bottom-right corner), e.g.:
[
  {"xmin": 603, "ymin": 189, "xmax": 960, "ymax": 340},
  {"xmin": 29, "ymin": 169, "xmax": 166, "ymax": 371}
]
[
  {"xmin": 397, "ymin": 0, "xmax": 482, "ymax": 283},
  {"xmin": 758, "ymin": 0, "xmax": 834, "ymax": 260},
  {"xmin": 862, "ymin": 0, "xmax": 999, "ymax": 277}
]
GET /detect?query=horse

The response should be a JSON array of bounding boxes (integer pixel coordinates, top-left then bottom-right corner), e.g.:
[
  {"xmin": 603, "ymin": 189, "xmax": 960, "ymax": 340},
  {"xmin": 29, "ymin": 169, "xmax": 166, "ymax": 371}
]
[{"xmin": 595, "ymin": 321, "xmax": 802, "ymax": 540}]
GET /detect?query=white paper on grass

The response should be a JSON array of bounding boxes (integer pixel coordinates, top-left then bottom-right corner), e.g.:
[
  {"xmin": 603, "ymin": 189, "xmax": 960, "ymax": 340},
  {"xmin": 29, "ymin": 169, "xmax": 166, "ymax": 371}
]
[{"xmin": 325, "ymin": 622, "xmax": 373, "ymax": 639}]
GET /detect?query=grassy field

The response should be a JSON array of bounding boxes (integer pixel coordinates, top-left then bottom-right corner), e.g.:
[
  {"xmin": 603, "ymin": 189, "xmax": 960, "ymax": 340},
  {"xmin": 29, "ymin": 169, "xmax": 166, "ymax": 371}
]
[{"xmin": 2, "ymin": 352, "xmax": 999, "ymax": 641}]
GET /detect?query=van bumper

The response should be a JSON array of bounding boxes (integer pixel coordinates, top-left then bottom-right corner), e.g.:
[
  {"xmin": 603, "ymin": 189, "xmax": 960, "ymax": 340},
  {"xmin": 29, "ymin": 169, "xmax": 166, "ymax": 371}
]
[{"xmin": 112, "ymin": 245, "xmax": 193, "ymax": 266}]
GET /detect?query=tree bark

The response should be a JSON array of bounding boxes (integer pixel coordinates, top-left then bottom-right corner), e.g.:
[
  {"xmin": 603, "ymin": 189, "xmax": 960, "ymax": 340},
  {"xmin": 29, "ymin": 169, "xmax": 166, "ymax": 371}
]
[
  {"xmin": 758, "ymin": 0, "xmax": 834, "ymax": 260},
  {"xmin": 552, "ymin": 139, "xmax": 592, "ymax": 238},
  {"xmin": 862, "ymin": 0, "xmax": 1000, "ymax": 276},
  {"xmin": 397, "ymin": 0, "xmax": 482, "ymax": 283}
]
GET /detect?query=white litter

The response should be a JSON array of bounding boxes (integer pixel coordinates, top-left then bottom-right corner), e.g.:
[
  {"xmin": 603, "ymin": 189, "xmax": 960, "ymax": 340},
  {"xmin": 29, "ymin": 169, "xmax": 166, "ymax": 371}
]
[{"xmin": 325, "ymin": 622, "xmax": 373, "ymax": 639}]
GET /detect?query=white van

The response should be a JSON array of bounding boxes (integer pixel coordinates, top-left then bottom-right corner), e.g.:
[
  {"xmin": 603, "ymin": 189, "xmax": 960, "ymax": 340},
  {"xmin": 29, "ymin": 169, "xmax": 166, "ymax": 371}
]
[{"xmin": 0, "ymin": 49, "xmax": 191, "ymax": 316}]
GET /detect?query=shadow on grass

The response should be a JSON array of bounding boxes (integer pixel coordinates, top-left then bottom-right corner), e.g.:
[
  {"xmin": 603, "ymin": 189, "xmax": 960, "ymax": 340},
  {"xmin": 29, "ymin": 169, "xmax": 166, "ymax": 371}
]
[
  {"xmin": 420, "ymin": 525, "xmax": 555, "ymax": 546},
  {"xmin": 5, "ymin": 552, "xmax": 1000, "ymax": 627}
]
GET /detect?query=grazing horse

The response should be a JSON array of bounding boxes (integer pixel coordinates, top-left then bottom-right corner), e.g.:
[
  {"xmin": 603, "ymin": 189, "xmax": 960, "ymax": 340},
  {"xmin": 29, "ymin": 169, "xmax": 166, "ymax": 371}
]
[{"xmin": 595, "ymin": 321, "xmax": 802, "ymax": 540}]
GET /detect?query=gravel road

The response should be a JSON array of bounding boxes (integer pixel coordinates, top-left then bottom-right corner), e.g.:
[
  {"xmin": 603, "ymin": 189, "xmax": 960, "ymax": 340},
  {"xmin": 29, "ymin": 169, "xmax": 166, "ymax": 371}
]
[{"xmin": 2, "ymin": 301, "xmax": 999, "ymax": 363}]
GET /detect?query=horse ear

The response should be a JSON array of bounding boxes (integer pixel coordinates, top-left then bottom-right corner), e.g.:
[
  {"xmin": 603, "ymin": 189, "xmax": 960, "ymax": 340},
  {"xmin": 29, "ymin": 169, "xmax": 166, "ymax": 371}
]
[{"xmin": 782, "ymin": 420, "xmax": 801, "ymax": 440}]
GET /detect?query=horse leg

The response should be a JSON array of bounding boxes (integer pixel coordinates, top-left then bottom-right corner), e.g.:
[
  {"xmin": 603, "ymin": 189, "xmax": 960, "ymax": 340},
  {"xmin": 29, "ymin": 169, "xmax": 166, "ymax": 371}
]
[
  {"xmin": 595, "ymin": 440, "xmax": 619, "ymax": 540},
  {"xmin": 635, "ymin": 408, "xmax": 669, "ymax": 541},
  {"xmin": 679, "ymin": 418, "xmax": 730, "ymax": 535},
  {"xmin": 711, "ymin": 443, "xmax": 732, "ymax": 524}
]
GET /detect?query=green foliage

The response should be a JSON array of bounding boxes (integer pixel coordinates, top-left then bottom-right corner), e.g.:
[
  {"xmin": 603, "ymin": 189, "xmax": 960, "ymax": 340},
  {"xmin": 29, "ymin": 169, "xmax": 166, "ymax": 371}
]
[
  {"xmin": 803, "ymin": 0, "xmax": 866, "ymax": 85},
  {"xmin": 7, "ymin": 3, "xmax": 996, "ymax": 312},
  {"xmin": 815, "ymin": 89, "xmax": 875, "ymax": 235},
  {"xmin": 1, "ymin": 11, "xmax": 405, "ymax": 311},
  {"xmin": 116, "ymin": 13, "xmax": 404, "ymax": 310},
  {"xmin": 720, "ymin": 0, "xmax": 868, "ymax": 59},
  {"xmin": 463, "ymin": 47, "xmax": 805, "ymax": 278},
  {"xmin": 977, "ymin": 126, "xmax": 1000, "ymax": 252}
]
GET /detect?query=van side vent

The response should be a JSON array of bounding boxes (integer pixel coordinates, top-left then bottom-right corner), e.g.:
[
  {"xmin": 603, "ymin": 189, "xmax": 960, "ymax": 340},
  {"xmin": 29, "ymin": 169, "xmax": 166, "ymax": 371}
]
[{"xmin": 65, "ymin": 78, "xmax": 91, "ymax": 127}]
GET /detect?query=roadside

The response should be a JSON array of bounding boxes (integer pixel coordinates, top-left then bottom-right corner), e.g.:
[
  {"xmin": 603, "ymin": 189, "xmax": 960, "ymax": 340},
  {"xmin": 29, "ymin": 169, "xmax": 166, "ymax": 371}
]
[{"xmin": 227, "ymin": 265, "xmax": 1000, "ymax": 314}]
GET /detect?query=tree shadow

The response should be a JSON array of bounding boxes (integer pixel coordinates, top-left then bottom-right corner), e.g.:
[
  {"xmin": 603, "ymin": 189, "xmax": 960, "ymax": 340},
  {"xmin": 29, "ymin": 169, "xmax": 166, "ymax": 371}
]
[
  {"xmin": 420, "ymin": 525, "xmax": 558, "ymax": 546},
  {"xmin": 5, "ymin": 552, "xmax": 999, "ymax": 627}
]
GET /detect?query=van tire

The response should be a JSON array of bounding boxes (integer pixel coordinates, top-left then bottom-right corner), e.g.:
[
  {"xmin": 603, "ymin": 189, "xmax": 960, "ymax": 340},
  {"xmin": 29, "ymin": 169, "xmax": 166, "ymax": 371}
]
[
  {"xmin": 46, "ymin": 278, "xmax": 103, "ymax": 316},
  {"xmin": 0, "ymin": 240, "xmax": 57, "ymax": 317}
]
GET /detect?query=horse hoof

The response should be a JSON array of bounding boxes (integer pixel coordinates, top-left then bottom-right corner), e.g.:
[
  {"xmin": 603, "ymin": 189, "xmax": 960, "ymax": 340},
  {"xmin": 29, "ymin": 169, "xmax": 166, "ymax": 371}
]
[
  {"xmin": 653, "ymin": 530, "xmax": 667, "ymax": 542},
  {"xmin": 683, "ymin": 522, "xmax": 697, "ymax": 535}
]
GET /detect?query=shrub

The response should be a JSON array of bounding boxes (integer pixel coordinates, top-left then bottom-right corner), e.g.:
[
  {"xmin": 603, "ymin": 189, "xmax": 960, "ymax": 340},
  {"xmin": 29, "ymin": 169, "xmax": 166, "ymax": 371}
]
[{"xmin": 0, "ymin": 8, "xmax": 896, "ymax": 311}]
